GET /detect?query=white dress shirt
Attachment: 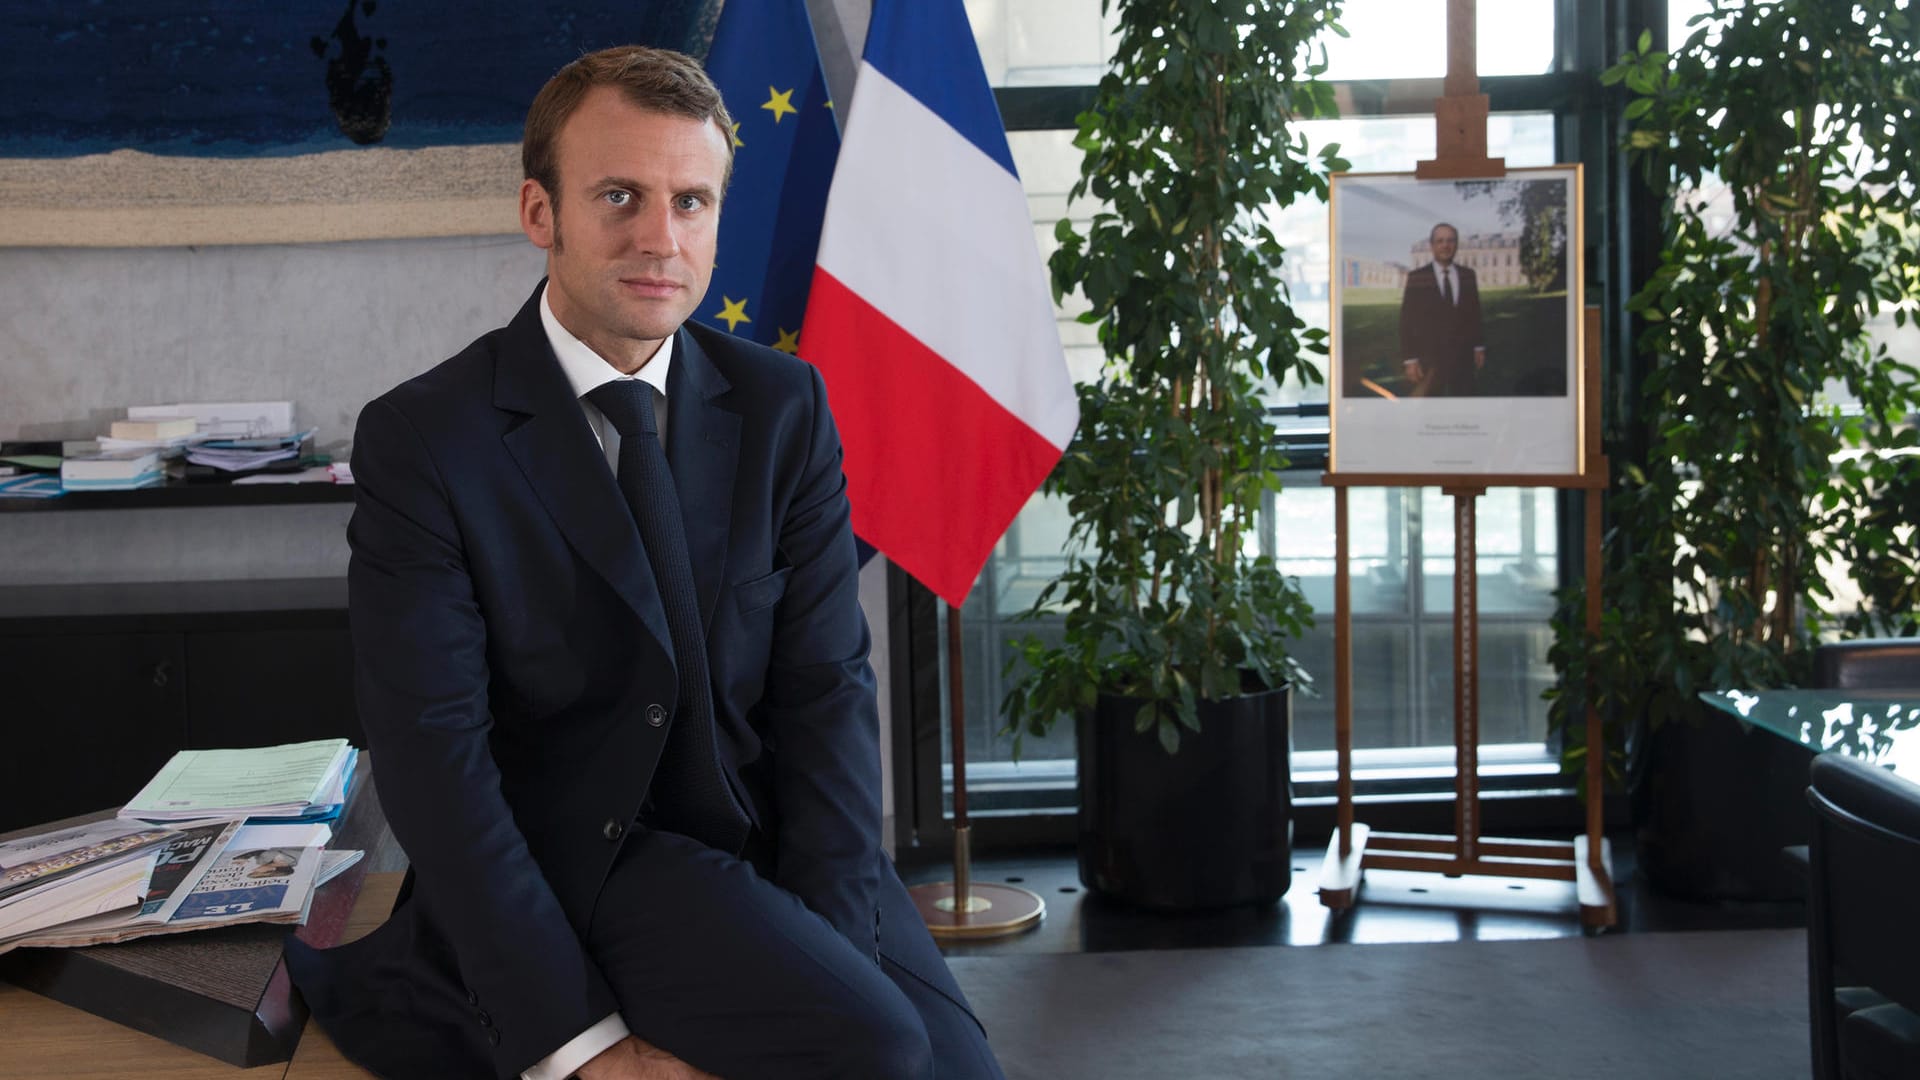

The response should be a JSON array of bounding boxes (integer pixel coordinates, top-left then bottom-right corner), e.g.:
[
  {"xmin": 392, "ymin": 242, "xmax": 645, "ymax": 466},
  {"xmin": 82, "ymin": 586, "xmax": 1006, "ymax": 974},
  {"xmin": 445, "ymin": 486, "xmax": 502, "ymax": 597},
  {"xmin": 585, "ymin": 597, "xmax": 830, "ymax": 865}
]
[{"xmin": 521, "ymin": 284, "xmax": 672, "ymax": 1080}]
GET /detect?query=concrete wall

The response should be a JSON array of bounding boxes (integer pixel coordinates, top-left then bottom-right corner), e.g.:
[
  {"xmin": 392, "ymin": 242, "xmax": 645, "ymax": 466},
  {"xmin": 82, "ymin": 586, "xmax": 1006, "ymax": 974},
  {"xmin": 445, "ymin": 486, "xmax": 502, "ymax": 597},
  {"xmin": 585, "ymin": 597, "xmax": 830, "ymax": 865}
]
[{"xmin": 0, "ymin": 235, "xmax": 544, "ymax": 584}]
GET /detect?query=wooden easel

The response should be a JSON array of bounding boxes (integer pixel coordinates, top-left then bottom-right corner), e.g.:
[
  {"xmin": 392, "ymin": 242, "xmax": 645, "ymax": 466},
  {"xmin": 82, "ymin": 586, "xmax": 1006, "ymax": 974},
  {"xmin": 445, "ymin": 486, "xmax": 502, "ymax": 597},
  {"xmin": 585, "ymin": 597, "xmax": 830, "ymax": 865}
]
[{"xmin": 1315, "ymin": 0, "xmax": 1616, "ymax": 930}]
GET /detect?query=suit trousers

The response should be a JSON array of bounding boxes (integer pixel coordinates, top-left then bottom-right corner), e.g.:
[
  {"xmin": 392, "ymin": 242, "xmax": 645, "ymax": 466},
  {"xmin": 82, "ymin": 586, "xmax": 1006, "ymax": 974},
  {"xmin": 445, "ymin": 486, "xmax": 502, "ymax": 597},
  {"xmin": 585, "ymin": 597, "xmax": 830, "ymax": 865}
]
[{"xmin": 586, "ymin": 828, "xmax": 1005, "ymax": 1080}]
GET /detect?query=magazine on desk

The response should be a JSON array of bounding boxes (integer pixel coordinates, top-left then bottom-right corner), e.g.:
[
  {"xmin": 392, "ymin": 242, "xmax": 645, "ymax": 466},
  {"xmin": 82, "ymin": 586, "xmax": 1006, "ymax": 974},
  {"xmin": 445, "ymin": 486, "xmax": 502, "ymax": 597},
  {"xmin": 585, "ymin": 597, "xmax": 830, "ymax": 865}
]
[
  {"xmin": 0, "ymin": 818, "xmax": 178, "ymax": 903},
  {"xmin": 0, "ymin": 852, "xmax": 158, "ymax": 943},
  {"xmin": 0, "ymin": 821, "xmax": 362, "ymax": 953},
  {"xmin": 0, "ymin": 819, "xmax": 244, "ymax": 950}
]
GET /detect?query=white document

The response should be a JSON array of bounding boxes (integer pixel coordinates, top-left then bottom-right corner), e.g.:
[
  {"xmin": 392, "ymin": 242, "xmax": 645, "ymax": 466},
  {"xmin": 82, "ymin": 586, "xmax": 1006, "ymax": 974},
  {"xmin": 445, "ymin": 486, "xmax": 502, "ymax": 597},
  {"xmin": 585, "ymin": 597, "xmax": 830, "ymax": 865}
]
[{"xmin": 128, "ymin": 402, "xmax": 296, "ymax": 440}]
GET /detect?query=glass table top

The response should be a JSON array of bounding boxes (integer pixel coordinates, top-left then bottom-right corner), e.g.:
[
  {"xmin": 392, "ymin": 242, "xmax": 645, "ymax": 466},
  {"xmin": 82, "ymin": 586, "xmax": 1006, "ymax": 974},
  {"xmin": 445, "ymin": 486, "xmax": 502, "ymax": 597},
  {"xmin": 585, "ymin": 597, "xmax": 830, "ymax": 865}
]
[{"xmin": 1699, "ymin": 690, "xmax": 1920, "ymax": 780}]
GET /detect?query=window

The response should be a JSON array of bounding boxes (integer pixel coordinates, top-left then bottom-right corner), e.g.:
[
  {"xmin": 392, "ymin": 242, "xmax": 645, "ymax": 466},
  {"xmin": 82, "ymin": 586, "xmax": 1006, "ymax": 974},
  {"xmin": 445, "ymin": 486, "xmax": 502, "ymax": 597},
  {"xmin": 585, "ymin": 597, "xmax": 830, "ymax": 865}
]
[{"xmin": 922, "ymin": 0, "xmax": 1588, "ymax": 828}]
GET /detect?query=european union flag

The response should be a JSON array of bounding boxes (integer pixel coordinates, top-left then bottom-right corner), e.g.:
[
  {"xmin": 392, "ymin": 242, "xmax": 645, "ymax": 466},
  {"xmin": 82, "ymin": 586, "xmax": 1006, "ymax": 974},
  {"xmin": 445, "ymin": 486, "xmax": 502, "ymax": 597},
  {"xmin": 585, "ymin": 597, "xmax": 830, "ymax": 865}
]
[{"xmin": 698, "ymin": 0, "xmax": 841, "ymax": 355}]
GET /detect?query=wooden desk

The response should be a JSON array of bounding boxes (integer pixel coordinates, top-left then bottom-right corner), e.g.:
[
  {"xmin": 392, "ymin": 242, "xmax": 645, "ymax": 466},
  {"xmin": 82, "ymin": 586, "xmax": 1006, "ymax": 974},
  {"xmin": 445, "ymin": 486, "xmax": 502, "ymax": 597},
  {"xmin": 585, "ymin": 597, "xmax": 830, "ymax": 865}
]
[{"xmin": 0, "ymin": 872, "xmax": 401, "ymax": 1079}]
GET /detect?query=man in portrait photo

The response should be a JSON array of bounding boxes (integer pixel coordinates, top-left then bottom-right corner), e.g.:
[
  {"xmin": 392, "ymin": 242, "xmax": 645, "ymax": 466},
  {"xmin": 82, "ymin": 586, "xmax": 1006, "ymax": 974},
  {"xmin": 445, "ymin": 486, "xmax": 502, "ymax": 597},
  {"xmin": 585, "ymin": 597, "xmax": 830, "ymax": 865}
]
[{"xmin": 1398, "ymin": 222, "xmax": 1486, "ymax": 397}]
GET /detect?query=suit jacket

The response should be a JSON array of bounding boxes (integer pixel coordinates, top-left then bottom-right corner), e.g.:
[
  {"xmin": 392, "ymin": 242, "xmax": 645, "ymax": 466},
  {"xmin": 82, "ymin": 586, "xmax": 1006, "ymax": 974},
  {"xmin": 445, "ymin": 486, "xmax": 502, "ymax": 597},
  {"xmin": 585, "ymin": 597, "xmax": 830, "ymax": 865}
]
[
  {"xmin": 1397, "ymin": 261, "xmax": 1484, "ymax": 397},
  {"xmin": 286, "ymin": 284, "xmax": 911, "ymax": 1078}
]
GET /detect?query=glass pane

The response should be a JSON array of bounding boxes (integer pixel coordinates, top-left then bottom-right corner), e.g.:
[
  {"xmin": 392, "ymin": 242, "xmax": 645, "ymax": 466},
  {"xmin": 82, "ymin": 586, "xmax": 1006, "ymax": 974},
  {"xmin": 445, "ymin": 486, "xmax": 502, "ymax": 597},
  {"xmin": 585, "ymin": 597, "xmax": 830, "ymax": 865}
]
[
  {"xmin": 1273, "ymin": 484, "xmax": 1411, "ymax": 617},
  {"xmin": 1420, "ymin": 488, "xmax": 1558, "ymax": 617},
  {"xmin": 966, "ymin": 0, "xmax": 1116, "ymax": 87},
  {"xmin": 1291, "ymin": 624, "xmax": 1417, "ymax": 752},
  {"xmin": 1321, "ymin": 0, "xmax": 1554, "ymax": 81},
  {"xmin": 973, "ymin": 0, "xmax": 1553, "ymax": 86},
  {"xmin": 1419, "ymin": 622, "xmax": 1554, "ymax": 747},
  {"xmin": 1008, "ymin": 129, "xmax": 1105, "ymax": 386},
  {"xmin": 1669, "ymin": 0, "xmax": 1714, "ymax": 47}
]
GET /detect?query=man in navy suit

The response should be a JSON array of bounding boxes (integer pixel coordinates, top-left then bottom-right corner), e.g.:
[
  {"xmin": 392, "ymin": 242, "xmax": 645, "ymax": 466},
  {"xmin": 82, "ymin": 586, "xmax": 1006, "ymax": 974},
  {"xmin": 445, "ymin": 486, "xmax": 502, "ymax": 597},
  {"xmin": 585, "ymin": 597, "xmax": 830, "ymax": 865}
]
[
  {"xmin": 287, "ymin": 46, "xmax": 1002, "ymax": 1080},
  {"xmin": 1398, "ymin": 222, "xmax": 1486, "ymax": 397}
]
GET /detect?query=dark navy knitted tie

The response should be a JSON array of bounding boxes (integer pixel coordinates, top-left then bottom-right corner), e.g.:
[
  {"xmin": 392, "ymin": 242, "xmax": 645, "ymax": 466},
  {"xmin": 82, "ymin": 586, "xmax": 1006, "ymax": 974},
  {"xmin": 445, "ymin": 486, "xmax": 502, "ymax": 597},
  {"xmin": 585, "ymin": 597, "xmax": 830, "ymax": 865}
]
[{"xmin": 586, "ymin": 379, "xmax": 750, "ymax": 854}]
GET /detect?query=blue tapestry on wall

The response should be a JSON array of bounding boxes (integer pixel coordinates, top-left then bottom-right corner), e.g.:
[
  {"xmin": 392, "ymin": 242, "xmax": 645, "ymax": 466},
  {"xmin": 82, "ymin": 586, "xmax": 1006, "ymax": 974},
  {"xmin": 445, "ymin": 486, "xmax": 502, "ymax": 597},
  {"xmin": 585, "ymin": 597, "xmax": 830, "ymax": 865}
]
[{"xmin": 0, "ymin": 0, "xmax": 716, "ymax": 157}]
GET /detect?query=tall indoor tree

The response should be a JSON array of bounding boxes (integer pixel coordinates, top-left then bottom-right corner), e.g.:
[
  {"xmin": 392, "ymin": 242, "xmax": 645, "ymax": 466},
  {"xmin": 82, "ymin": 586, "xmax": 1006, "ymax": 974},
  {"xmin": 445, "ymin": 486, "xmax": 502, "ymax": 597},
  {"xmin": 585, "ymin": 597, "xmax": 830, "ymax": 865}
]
[
  {"xmin": 1000, "ymin": 0, "xmax": 1345, "ymax": 908},
  {"xmin": 1548, "ymin": 1, "xmax": 1920, "ymax": 870},
  {"xmin": 1004, "ymin": 0, "xmax": 1346, "ymax": 753}
]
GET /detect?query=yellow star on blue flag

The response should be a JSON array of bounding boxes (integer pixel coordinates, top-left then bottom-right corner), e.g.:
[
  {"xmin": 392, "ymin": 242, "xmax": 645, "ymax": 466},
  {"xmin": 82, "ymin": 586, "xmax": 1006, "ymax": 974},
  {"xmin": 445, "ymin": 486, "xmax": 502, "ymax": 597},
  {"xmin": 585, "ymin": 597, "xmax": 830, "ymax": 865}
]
[
  {"xmin": 698, "ymin": 0, "xmax": 840, "ymax": 355},
  {"xmin": 762, "ymin": 87, "xmax": 797, "ymax": 123},
  {"xmin": 714, "ymin": 296, "xmax": 751, "ymax": 332}
]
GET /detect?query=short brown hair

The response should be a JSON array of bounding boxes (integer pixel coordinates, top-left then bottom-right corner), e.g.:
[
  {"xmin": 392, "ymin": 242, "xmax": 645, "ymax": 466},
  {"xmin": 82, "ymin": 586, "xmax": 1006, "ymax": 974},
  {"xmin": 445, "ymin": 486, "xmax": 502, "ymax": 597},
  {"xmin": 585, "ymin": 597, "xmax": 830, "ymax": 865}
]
[{"xmin": 522, "ymin": 45, "xmax": 735, "ymax": 199}]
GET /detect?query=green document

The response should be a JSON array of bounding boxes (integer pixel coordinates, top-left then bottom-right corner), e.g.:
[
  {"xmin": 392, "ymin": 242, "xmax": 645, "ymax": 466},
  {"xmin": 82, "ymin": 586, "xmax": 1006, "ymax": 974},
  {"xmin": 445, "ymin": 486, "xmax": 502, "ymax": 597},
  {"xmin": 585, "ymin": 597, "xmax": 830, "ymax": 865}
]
[{"xmin": 121, "ymin": 739, "xmax": 351, "ymax": 819}]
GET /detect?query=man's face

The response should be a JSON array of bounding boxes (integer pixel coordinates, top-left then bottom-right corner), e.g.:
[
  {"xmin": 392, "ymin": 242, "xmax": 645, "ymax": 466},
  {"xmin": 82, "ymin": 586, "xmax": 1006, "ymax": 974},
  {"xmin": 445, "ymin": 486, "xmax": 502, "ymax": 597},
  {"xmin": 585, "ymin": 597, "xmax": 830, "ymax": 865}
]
[
  {"xmin": 519, "ymin": 87, "xmax": 730, "ymax": 371},
  {"xmin": 1430, "ymin": 226, "xmax": 1459, "ymax": 266}
]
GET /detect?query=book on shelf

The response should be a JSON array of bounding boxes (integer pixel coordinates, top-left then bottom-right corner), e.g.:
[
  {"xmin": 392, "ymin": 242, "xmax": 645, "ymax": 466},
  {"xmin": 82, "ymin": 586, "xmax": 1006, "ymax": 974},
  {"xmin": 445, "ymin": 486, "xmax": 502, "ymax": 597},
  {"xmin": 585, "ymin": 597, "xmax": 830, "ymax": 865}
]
[
  {"xmin": 59, "ymin": 448, "xmax": 164, "ymax": 491},
  {"xmin": 109, "ymin": 416, "xmax": 198, "ymax": 441},
  {"xmin": 0, "ymin": 474, "xmax": 62, "ymax": 498}
]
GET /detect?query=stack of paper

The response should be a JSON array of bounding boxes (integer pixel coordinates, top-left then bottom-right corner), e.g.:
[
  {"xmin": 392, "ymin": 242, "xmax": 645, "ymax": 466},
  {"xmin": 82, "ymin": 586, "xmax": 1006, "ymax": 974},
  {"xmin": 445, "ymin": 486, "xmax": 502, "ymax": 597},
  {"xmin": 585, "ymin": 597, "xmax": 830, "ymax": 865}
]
[
  {"xmin": 185, "ymin": 428, "xmax": 315, "ymax": 473},
  {"xmin": 0, "ymin": 475, "xmax": 62, "ymax": 498},
  {"xmin": 119, "ymin": 739, "xmax": 358, "ymax": 824},
  {"xmin": 127, "ymin": 402, "xmax": 295, "ymax": 441},
  {"xmin": 0, "ymin": 819, "xmax": 365, "ymax": 953},
  {"xmin": 0, "ymin": 819, "xmax": 180, "ymax": 942}
]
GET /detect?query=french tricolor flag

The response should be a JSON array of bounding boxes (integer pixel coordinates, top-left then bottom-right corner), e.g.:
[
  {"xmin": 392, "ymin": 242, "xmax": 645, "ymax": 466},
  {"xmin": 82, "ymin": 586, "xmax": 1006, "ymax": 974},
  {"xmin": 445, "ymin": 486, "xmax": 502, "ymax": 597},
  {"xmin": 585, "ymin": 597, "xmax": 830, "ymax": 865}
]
[{"xmin": 801, "ymin": 0, "xmax": 1078, "ymax": 607}]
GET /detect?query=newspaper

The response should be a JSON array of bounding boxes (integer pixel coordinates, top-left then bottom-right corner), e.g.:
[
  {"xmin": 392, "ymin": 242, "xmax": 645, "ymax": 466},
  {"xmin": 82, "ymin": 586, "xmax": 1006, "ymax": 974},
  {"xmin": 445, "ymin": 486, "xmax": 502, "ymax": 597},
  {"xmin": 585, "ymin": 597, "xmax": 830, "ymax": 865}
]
[{"xmin": 166, "ymin": 822, "xmax": 328, "ymax": 927}]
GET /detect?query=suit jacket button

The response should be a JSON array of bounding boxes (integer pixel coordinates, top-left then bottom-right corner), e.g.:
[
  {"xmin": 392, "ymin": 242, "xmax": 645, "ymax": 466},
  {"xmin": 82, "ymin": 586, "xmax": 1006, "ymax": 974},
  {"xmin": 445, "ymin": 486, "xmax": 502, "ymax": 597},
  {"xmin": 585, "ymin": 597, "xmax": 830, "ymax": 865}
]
[
  {"xmin": 487, "ymin": 1029, "xmax": 501, "ymax": 1047},
  {"xmin": 602, "ymin": 818, "xmax": 625, "ymax": 841},
  {"xmin": 466, "ymin": 989, "xmax": 479, "ymax": 1006},
  {"xmin": 646, "ymin": 703, "xmax": 667, "ymax": 727}
]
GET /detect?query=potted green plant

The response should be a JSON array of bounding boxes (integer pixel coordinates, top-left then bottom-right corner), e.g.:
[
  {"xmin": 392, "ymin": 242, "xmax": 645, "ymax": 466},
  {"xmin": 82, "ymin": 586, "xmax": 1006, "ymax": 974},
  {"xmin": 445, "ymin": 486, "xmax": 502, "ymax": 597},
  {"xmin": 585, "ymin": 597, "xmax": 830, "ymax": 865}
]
[
  {"xmin": 1548, "ymin": 2, "xmax": 1920, "ymax": 898},
  {"xmin": 1001, "ymin": 0, "xmax": 1346, "ymax": 909}
]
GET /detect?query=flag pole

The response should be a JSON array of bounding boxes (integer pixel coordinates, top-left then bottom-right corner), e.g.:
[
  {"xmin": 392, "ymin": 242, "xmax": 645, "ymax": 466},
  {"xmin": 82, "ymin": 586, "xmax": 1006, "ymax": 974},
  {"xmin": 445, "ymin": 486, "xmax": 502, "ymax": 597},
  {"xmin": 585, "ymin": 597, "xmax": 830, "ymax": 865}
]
[{"xmin": 908, "ymin": 597, "xmax": 1044, "ymax": 939}]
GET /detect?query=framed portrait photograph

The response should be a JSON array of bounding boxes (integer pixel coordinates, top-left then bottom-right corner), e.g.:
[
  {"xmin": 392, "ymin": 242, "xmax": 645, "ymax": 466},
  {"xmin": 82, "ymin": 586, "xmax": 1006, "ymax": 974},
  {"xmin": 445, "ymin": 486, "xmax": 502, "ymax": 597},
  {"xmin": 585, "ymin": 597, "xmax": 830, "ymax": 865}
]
[{"xmin": 1328, "ymin": 165, "xmax": 1585, "ymax": 477}]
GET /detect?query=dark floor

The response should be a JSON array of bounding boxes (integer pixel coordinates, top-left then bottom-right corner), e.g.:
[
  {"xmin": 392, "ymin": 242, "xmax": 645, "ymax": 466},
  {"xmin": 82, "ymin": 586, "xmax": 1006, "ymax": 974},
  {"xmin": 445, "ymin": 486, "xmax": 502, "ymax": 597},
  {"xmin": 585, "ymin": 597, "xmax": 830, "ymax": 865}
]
[{"xmin": 898, "ymin": 832, "xmax": 1806, "ymax": 959}]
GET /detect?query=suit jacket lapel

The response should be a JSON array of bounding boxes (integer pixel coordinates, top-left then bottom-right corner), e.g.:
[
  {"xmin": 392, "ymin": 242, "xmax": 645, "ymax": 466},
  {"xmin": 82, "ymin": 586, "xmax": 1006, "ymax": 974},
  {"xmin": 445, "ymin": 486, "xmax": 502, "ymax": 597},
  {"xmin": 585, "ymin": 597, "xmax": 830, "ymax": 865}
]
[
  {"xmin": 493, "ymin": 284, "xmax": 675, "ymax": 661},
  {"xmin": 665, "ymin": 328, "xmax": 739, "ymax": 634}
]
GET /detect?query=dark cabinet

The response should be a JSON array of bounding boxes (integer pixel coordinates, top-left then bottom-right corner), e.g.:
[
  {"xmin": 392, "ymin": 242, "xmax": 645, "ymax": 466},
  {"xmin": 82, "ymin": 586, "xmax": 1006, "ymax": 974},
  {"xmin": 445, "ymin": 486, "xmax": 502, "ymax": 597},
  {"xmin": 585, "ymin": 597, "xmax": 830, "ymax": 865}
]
[
  {"xmin": 0, "ymin": 579, "xmax": 354, "ymax": 833},
  {"xmin": 0, "ymin": 633, "xmax": 188, "ymax": 832},
  {"xmin": 187, "ymin": 628, "xmax": 363, "ymax": 750}
]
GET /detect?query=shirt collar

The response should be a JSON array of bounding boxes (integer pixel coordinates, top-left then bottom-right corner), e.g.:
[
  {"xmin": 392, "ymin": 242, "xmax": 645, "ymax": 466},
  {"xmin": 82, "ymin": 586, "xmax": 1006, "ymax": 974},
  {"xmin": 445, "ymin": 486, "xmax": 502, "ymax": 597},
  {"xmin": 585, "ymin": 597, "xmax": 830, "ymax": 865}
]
[{"xmin": 539, "ymin": 284, "xmax": 674, "ymax": 403}]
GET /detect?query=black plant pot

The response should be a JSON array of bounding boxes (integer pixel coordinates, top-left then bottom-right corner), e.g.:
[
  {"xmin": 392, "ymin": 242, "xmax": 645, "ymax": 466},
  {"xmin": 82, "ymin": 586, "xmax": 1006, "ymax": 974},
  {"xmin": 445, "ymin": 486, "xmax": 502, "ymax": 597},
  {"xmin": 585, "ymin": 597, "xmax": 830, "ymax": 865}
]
[
  {"xmin": 1076, "ymin": 683, "xmax": 1293, "ymax": 909},
  {"xmin": 1634, "ymin": 699, "xmax": 1815, "ymax": 901}
]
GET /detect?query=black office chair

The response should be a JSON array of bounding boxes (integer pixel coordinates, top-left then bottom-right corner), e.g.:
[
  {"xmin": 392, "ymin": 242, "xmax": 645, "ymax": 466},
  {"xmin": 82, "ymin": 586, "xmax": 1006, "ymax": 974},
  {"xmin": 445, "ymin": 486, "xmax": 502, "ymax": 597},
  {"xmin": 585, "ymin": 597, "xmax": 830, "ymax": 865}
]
[
  {"xmin": 1812, "ymin": 639, "xmax": 1920, "ymax": 692},
  {"xmin": 1806, "ymin": 753, "xmax": 1920, "ymax": 1079}
]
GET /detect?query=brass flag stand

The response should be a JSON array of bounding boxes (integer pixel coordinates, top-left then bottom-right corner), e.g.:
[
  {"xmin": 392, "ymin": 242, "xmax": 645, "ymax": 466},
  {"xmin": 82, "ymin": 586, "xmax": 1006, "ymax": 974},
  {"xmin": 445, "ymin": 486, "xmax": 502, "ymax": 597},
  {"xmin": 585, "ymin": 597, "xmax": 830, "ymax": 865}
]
[
  {"xmin": 909, "ymin": 600, "xmax": 1045, "ymax": 939},
  {"xmin": 1314, "ymin": 0, "xmax": 1616, "ymax": 930}
]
